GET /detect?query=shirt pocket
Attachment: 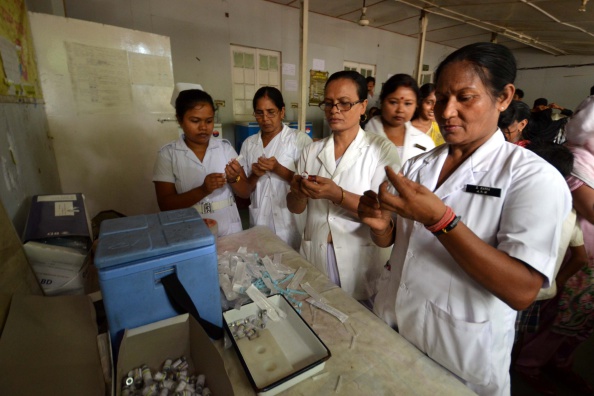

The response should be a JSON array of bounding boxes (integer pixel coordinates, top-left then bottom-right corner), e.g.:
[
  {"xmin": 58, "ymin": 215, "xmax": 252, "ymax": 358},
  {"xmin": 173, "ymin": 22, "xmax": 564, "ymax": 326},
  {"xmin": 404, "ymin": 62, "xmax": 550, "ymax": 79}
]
[{"xmin": 423, "ymin": 300, "xmax": 492, "ymax": 386}]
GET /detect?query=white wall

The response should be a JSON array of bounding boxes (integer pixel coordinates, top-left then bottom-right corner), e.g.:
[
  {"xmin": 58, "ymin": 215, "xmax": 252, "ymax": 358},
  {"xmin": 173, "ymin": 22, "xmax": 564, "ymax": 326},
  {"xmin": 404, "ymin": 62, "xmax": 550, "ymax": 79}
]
[
  {"xmin": 514, "ymin": 48, "xmax": 594, "ymax": 112},
  {"xmin": 26, "ymin": 0, "xmax": 454, "ymax": 140},
  {"xmin": 0, "ymin": 103, "xmax": 61, "ymax": 235}
]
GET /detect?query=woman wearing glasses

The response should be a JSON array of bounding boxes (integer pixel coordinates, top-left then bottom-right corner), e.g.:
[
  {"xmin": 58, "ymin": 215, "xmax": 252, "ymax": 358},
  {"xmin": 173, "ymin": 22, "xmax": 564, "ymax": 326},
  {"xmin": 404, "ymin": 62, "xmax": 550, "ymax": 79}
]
[
  {"xmin": 237, "ymin": 86, "xmax": 312, "ymax": 249},
  {"xmin": 365, "ymin": 74, "xmax": 435, "ymax": 166},
  {"xmin": 287, "ymin": 70, "xmax": 401, "ymax": 303}
]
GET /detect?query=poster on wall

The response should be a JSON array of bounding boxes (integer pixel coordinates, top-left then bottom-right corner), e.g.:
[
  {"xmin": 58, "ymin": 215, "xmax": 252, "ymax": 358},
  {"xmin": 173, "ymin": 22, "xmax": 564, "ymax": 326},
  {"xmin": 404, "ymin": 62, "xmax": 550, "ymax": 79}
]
[
  {"xmin": 0, "ymin": 0, "xmax": 42, "ymax": 101},
  {"xmin": 308, "ymin": 70, "xmax": 328, "ymax": 105}
]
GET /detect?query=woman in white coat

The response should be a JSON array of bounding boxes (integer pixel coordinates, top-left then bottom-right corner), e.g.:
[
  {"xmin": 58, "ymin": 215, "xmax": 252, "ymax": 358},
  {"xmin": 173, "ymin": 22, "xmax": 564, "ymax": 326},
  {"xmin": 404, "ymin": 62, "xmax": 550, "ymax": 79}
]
[
  {"xmin": 359, "ymin": 43, "xmax": 571, "ymax": 396},
  {"xmin": 364, "ymin": 74, "xmax": 435, "ymax": 166},
  {"xmin": 153, "ymin": 89, "xmax": 248, "ymax": 237},
  {"xmin": 237, "ymin": 86, "xmax": 312, "ymax": 250},
  {"xmin": 287, "ymin": 70, "xmax": 401, "ymax": 303}
]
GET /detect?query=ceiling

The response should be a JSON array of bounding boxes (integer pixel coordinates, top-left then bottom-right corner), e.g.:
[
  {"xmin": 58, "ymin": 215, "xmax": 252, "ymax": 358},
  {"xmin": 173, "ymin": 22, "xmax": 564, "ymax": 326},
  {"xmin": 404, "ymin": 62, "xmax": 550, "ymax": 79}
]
[{"xmin": 266, "ymin": 0, "xmax": 594, "ymax": 56}]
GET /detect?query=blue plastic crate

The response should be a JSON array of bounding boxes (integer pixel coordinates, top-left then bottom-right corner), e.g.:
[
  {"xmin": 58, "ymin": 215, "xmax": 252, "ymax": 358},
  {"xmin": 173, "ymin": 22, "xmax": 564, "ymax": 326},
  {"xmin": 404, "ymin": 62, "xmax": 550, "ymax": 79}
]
[{"xmin": 94, "ymin": 208, "xmax": 220, "ymax": 355}]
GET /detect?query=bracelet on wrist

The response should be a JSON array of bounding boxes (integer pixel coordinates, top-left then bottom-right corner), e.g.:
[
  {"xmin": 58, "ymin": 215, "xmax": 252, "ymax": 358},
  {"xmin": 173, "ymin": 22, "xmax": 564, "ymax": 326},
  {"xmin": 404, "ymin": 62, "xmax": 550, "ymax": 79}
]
[
  {"xmin": 425, "ymin": 206, "xmax": 454, "ymax": 233},
  {"xmin": 227, "ymin": 175, "xmax": 240, "ymax": 184},
  {"xmin": 371, "ymin": 219, "xmax": 394, "ymax": 237},
  {"xmin": 333, "ymin": 187, "xmax": 345, "ymax": 206},
  {"xmin": 432, "ymin": 215, "xmax": 461, "ymax": 236}
]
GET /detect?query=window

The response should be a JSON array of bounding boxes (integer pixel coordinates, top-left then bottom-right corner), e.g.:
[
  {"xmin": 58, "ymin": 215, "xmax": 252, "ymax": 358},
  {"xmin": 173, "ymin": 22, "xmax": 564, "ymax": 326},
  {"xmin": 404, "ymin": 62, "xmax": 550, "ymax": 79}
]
[
  {"xmin": 343, "ymin": 61, "xmax": 375, "ymax": 78},
  {"xmin": 231, "ymin": 45, "xmax": 281, "ymax": 119}
]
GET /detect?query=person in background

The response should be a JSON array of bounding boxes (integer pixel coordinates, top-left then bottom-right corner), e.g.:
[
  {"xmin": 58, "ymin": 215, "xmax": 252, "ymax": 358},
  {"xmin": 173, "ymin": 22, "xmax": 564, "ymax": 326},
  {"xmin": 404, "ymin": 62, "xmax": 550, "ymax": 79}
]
[
  {"xmin": 237, "ymin": 86, "xmax": 312, "ymax": 250},
  {"xmin": 526, "ymin": 97, "xmax": 571, "ymax": 144},
  {"xmin": 153, "ymin": 89, "xmax": 247, "ymax": 237},
  {"xmin": 366, "ymin": 76, "xmax": 380, "ymax": 111},
  {"xmin": 532, "ymin": 97, "xmax": 574, "ymax": 117},
  {"xmin": 359, "ymin": 42, "xmax": 571, "ymax": 396},
  {"xmin": 287, "ymin": 70, "xmax": 401, "ymax": 304},
  {"xmin": 411, "ymin": 82, "xmax": 445, "ymax": 146},
  {"xmin": 514, "ymin": 88, "xmax": 525, "ymax": 101},
  {"xmin": 511, "ymin": 142, "xmax": 586, "ymax": 387},
  {"xmin": 515, "ymin": 95, "xmax": 594, "ymax": 396},
  {"xmin": 498, "ymin": 100, "xmax": 531, "ymax": 146},
  {"xmin": 365, "ymin": 74, "xmax": 435, "ymax": 165}
]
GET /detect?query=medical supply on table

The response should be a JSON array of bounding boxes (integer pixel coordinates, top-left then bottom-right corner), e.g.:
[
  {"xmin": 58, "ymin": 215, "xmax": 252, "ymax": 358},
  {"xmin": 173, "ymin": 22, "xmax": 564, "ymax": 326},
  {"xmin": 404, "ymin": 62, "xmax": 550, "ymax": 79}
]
[
  {"xmin": 300, "ymin": 282, "xmax": 328, "ymax": 304},
  {"xmin": 246, "ymin": 284, "xmax": 286, "ymax": 322},
  {"xmin": 306, "ymin": 297, "xmax": 349, "ymax": 323},
  {"xmin": 218, "ymin": 248, "xmax": 308, "ymax": 312},
  {"xmin": 287, "ymin": 267, "xmax": 307, "ymax": 290}
]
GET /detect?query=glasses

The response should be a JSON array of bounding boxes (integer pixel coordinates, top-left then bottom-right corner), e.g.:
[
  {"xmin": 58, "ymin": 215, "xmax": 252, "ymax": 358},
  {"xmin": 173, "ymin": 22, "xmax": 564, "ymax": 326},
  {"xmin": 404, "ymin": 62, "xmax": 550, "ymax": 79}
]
[
  {"xmin": 318, "ymin": 100, "xmax": 363, "ymax": 112},
  {"xmin": 253, "ymin": 109, "xmax": 280, "ymax": 119}
]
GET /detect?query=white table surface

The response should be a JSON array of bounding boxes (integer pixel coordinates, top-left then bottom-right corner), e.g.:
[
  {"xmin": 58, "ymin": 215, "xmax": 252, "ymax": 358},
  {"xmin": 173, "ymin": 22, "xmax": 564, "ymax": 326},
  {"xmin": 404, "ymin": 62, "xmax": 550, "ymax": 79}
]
[{"xmin": 215, "ymin": 226, "xmax": 476, "ymax": 396}]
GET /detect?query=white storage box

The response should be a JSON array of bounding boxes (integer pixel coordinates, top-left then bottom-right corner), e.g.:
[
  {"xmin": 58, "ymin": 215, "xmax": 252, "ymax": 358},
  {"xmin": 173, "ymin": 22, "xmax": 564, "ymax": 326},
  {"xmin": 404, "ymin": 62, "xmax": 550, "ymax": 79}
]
[
  {"xmin": 24, "ymin": 241, "xmax": 89, "ymax": 295},
  {"xmin": 223, "ymin": 294, "xmax": 331, "ymax": 396}
]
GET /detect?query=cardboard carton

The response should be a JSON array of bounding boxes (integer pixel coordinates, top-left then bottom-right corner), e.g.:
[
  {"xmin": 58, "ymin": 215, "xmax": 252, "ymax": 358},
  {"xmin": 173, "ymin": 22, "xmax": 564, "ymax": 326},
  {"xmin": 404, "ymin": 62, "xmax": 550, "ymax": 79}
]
[{"xmin": 116, "ymin": 314, "xmax": 233, "ymax": 396}]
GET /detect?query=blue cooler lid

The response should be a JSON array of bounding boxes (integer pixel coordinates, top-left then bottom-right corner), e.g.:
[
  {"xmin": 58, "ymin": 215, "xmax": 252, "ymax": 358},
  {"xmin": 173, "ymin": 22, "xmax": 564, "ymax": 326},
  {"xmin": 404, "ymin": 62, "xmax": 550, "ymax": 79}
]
[{"xmin": 94, "ymin": 208, "xmax": 215, "ymax": 269}]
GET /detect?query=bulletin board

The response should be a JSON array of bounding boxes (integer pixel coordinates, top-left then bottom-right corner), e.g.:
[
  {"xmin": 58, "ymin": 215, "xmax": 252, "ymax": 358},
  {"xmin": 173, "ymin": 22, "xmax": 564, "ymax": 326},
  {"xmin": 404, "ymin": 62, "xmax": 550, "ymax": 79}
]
[
  {"xmin": 28, "ymin": 12, "xmax": 177, "ymax": 219},
  {"xmin": 0, "ymin": 0, "xmax": 42, "ymax": 102}
]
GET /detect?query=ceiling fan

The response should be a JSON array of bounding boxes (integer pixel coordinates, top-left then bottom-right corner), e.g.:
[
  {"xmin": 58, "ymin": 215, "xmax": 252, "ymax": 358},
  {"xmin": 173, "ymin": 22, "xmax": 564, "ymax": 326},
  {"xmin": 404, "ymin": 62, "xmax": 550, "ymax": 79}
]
[{"xmin": 358, "ymin": 0, "xmax": 370, "ymax": 26}]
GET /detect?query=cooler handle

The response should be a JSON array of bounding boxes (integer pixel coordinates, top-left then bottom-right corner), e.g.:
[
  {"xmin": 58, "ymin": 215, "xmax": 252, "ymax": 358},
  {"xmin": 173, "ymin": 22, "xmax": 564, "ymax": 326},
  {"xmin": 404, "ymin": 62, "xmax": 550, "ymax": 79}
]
[{"xmin": 161, "ymin": 273, "xmax": 223, "ymax": 340}]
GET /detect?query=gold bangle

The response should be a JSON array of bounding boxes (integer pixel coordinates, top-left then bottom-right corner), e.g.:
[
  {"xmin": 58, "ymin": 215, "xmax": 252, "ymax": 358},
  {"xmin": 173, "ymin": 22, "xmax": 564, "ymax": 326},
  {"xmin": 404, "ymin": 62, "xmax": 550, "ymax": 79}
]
[
  {"xmin": 371, "ymin": 219, "xmax": 394, "ymax": 237},
  {"xmin": 333, "ymin": 187, "xmax": 345, "ymax": 206}
]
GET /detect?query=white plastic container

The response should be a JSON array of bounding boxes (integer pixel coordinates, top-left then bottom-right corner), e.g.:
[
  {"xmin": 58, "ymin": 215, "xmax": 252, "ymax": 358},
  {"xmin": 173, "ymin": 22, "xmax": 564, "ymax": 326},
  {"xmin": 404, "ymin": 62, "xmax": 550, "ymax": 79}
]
[{"xmin": 223, "ymin": 294, "xmax": 331, "ymax": 396}]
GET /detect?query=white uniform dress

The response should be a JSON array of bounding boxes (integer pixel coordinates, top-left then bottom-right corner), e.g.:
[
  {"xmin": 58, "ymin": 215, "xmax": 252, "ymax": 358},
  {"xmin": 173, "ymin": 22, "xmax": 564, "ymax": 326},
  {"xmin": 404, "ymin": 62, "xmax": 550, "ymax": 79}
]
[
  {"xmin": 239, "ymin": 125, "xmax": 312, "ymax": 250},
  {"xmin": 153, "ymin": 135, "xmax": 242, "ymax": 237},
  {"xmin": 297, "ymin": 128, "xmax": 401, "ymax": 300},
  {"xmin": 365, "ymin": 116, "xmax": 435, "ymax": 166},
  {"xmin": 373, "ymin": 132, "xmax": 571, "ymax": 396}
]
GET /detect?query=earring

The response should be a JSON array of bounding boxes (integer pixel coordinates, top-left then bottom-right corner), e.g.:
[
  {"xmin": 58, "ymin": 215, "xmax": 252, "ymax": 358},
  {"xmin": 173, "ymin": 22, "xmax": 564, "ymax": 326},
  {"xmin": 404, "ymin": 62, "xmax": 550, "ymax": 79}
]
[{"xmin": 360, "ymin": 114, "xmax": 368, "ymax": 123}]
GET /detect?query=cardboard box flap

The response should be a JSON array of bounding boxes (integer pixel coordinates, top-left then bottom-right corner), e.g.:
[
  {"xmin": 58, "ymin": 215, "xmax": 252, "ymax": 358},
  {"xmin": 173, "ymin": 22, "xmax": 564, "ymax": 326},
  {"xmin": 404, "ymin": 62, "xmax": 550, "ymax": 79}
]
[{"xmin": 0, "ymin": 295, "xmax": 105, "ymax": 396}]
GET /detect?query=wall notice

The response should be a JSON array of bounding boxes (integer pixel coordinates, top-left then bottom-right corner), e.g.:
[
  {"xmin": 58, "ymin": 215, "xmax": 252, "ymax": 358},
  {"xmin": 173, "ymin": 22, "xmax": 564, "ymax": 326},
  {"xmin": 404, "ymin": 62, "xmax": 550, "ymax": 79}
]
[
  {"xmin": 308, "ymin": 70, "xmax": 328, "ymax": 105},
  {"xmin": 129, "ymin": 52, "xmax": 173, "ymax": 86},
  {"xmin": 65, "ymin": 42, "xmax": 132, "ymax": 114}
]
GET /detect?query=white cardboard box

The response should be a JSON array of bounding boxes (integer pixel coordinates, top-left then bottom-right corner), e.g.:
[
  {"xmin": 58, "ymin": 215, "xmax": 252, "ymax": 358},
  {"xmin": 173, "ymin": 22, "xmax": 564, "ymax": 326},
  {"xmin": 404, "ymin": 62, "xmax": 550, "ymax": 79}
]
[{"xmin": 24, "ymin": 241, "xmax": 89, "ymax": 295}]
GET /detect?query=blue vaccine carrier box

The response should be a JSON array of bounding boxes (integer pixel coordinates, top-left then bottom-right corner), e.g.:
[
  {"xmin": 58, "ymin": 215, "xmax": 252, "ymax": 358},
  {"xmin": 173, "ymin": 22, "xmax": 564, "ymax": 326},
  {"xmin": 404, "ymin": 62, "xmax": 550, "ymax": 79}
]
[{"xmin": 94, "ymin": 208, "xmax": 221, "ymax": 355}]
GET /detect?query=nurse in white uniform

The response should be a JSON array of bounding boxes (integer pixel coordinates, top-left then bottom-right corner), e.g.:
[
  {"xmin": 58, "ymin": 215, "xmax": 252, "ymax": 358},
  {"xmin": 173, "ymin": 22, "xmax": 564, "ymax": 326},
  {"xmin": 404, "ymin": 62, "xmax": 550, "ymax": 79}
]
[
  {"xmin": 238, "ymin": 86, "xmax": 312, "ymax": 250},
  {"xmin": 153, "ymin": 89, "xmax": 248, "ymax": 237},
  {"xmin": 287, "ymin": 70, "xmax": 401, "ymax": 302},
  {"xmin": 359, "ymin": 43, "xmax": 571, "ymax": 396},
  {"xmin": 364, "ymin": 73, "xmax": 435, "ymax": 166}
]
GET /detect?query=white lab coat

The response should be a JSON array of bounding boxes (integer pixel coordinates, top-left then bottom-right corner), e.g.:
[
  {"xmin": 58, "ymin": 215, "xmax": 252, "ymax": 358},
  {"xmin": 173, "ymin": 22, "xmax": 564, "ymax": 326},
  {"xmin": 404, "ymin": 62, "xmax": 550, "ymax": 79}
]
[
  {"xmin": 239, "ymin": 125, "xmax": 312, "ymax": 250},
  {"xmin": 153, "ymin": 136, "xmax": 242, "ymax": 237},
  {"xmin": 374, "ymin": 132, "xmax": 571, "ymax": 396},
  {"xmin": 365, "ymin": 117, "xmax": 435, "ymax": 166},
  {"xmin": 297, "ymin": 128, "xmax": 401, "ymax": 300}
]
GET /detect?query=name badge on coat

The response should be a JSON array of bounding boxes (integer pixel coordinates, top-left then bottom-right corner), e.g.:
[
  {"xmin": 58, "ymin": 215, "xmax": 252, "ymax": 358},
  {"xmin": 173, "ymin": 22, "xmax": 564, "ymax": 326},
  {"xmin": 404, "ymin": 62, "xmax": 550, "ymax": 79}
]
[{"xmin": 465, "ymin": 184, "xmax": 501, "ymax": 197}]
